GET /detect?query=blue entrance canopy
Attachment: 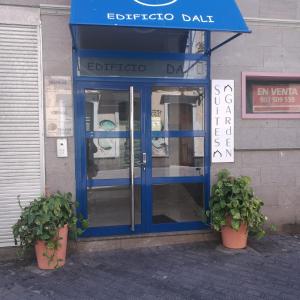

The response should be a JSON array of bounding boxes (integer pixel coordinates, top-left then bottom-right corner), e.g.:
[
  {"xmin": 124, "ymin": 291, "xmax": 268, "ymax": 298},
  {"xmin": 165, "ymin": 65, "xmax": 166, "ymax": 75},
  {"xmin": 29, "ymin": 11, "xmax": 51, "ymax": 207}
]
[{"xmin": 70, "ymin": 0, "xmax": 250, "ymax": 33}]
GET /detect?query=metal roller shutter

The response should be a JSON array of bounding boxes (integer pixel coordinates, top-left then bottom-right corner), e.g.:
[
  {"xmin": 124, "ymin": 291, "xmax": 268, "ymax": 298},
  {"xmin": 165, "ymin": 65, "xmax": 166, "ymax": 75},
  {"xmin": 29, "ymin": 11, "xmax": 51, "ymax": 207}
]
[{"xmin": 0, "ymin": 24, "xmax": 43, "ymax": 247}]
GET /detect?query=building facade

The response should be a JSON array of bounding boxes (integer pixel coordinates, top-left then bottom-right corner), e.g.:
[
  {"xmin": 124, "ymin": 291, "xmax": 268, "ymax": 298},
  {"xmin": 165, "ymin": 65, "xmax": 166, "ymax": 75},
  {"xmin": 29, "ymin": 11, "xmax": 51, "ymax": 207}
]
[{"xmin": 0, "ymin": 0, "xmax": 300, "ymax": 246}]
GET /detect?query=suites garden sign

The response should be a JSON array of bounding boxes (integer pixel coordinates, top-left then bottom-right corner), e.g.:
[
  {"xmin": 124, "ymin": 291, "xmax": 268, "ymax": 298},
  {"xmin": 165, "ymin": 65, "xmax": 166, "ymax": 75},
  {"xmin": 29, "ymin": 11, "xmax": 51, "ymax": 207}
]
[{"xmin": 211, "ymin": 80, "xmax": 234, "ymax": 163}]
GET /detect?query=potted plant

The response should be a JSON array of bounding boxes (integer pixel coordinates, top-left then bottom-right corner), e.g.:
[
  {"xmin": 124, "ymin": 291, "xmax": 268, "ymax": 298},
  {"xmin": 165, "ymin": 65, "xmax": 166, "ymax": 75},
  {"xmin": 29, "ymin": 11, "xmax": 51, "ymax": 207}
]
[
  {"xmin": 13, "ymin": 192, "xmax": 87, "ymax": 269},
  {"xmin": 207, "ymin": 169, "xmax": 268, "ymax": 249}
]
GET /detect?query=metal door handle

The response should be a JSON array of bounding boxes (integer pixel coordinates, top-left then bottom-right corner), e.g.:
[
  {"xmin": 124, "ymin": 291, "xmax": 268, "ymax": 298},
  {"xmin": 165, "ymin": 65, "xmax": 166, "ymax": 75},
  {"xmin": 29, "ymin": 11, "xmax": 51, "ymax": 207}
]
[
  {"xmin": 142, "ymin": 153, "xmax": 147, "ymax": 165},
  {"xmin": 142, "ymin": 152, "xmax": 147, "ymax": 171},
  {"xmin": 130, "ymin": 86, "xmax": 135, "ymax": 232}
]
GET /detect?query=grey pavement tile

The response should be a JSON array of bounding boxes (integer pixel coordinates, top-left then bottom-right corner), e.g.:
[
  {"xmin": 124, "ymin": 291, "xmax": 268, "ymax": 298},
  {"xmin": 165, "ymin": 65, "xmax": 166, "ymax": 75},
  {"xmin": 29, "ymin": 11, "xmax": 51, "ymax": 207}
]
[{"xmin": 0, "ymin": 235, "xmax": 300, "ymax": 300}]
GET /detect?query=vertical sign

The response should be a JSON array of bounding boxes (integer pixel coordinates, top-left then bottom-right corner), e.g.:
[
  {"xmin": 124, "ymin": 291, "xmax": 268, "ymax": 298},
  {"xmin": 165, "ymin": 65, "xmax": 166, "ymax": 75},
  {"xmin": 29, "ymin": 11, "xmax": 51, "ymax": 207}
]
[{"xmin": 211, "ymin": 80, "xmax": 234, "ymax": 163}]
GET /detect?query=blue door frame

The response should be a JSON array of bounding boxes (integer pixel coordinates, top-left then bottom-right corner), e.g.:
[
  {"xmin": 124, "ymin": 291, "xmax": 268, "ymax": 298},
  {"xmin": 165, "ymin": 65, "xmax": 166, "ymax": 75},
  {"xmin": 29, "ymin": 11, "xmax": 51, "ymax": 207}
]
[
  {"xmin": 72, "ymin": 30, "xmax": 212, "ymax": 237},
  {"xmin": 74, "ymin": 79, "xmax": 211, "ymax": 237}
]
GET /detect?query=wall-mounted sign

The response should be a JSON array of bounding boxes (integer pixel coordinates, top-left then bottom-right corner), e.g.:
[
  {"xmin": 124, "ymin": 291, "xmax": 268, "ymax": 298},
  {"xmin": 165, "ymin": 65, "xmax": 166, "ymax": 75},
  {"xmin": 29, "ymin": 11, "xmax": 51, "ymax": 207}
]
[
  {"xmin": 79, "ymin": 57, "xmax": 207, "ymax": 80},
  {"xmin": 45, "ymin": 76, "xmax": 73, "ymax": 137},
  {"xmin": 252, "ymin": 84, "xmax": 300, "ymax": 113},
  {"xmin": 211, "ymin": 80, "xmax": 234, "ymax": 163}
]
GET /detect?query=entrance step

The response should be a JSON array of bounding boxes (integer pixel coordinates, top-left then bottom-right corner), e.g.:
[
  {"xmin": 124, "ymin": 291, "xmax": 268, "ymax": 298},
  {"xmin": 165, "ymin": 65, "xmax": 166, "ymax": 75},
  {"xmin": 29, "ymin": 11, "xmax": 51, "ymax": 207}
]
[{"xmin": 71, "ymin": 230, "xmax": 219, "ymax": 253}]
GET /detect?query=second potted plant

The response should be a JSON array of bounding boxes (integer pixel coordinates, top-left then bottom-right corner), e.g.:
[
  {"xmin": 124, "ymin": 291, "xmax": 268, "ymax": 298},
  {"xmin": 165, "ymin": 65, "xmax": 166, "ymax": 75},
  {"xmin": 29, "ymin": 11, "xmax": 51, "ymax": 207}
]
[
  {"xmin": 207, "ymin": 169, "xmax": 268, "ymax": 249},
  {"xmin": 13, "ymin": 192, "xmax": 87, "ymax": 269}
]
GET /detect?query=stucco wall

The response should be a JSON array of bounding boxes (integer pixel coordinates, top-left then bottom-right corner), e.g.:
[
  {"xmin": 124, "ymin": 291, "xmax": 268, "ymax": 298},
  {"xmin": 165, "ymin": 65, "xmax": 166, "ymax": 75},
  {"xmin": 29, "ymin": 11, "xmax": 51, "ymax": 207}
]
[
  {"xmin": 40, "ymin": 6, "xmax": 75, "ymax": 195},
  {"xmin": 211, "ymin": 0, "xmax": 300, "ymax": 230}
]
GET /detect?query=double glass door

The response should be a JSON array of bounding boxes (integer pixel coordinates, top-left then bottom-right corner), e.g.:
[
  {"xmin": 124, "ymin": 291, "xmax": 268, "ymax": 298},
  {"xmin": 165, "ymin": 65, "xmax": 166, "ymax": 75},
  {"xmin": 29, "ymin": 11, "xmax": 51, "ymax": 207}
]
[{"xmin": 77, "ymin": 83, "xmax": 208, "ymax": 236}]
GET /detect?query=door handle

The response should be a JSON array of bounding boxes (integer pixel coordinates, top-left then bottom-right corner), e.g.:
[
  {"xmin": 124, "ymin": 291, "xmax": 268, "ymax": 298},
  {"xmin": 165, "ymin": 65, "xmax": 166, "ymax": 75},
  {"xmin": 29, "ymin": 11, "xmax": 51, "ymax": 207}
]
[
  {"xmin": 142, "ymin": 153, "xmax": 147, "ymax": 165},
  {"xmin": 142, "ymin": 152, "xmax": 147, "ymax": 171},
  {"xmin": 129, "ymin": 86, "xmax": 135, "ymax": 232}
]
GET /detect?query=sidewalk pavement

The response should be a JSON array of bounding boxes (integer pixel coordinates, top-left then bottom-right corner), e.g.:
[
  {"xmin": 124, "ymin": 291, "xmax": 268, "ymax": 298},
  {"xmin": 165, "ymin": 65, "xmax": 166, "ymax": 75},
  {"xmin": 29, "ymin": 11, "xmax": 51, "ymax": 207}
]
[{"xmin": 0, "ymin": 234, "xmax": 300, "ymax": 300}]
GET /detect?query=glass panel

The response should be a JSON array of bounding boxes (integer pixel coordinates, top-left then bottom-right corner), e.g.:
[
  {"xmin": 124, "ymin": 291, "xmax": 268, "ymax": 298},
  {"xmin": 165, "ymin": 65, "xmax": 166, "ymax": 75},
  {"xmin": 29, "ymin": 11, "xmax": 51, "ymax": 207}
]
[
  {"xmin": 152, "ymin": 183, "xmax": 205, "ymax": 224},
  {"xmin": 152, "ymin": 87, "xmax": 204, "ymax": 131},
  {"xmin": 152, "ymin": 137, "xmax": 204, "ymax": 177},
  {"xmin": 79, "ymin": 58, "xmax": 207, "ymax": 80},
  {"xmin": 78, "ymin": 26, "xmax": 205, "ymax": 54},
  {"xmin": 85, "ymin": 89, "xmax": 140, "ymax": 132},
  {"xmin": 87, "ymin": 138, "xmax": 141, "ymax": 179},
  {"xmin": 88, "ymin": 185, "xmax": 141, "ymax": 227},
  {"xmin": 85, "ymin": 89, "xmax": 141, "ymax": 180}
]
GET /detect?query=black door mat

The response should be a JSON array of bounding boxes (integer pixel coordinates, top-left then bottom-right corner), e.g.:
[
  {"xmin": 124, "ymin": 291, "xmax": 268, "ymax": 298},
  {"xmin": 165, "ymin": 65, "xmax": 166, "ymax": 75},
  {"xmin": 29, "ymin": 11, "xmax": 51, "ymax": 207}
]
[{"xmin": 152, "ymin": 214, "xmax": 176, "ymax": 224}]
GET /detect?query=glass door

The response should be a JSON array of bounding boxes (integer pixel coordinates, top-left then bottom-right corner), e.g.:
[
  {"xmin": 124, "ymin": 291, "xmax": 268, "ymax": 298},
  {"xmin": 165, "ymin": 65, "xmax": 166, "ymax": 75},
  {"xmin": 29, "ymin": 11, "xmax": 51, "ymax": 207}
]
[
  {"xmin": 151, "ymin": 86, "xmax": 207, "ymax": 229},
  {"xmin": 76, "ymin": 83, "xmax": 209, "ymax": 237},
  {"xmin": 79, "ymin": 85, "xmax": 146, "ymax": 234}
]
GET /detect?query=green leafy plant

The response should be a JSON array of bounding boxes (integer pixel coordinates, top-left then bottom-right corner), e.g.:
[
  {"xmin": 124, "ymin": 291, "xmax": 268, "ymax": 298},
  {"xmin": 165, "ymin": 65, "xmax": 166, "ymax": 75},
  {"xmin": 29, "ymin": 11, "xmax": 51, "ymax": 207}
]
[
  {"xmin": 12, "ymin": 192, "xmax": 88, "ymax": 259},
  {"xmin": 207, "ymin": 169, "xmax": 269, "ymax": 239}
]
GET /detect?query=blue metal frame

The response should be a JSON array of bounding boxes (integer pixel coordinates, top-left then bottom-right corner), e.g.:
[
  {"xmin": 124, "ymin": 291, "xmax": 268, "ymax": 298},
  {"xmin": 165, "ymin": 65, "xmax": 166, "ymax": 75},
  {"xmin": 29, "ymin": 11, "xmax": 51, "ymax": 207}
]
[{"xmin": 73, "ymin": 31, "xmax": 212, "ymax": 237}]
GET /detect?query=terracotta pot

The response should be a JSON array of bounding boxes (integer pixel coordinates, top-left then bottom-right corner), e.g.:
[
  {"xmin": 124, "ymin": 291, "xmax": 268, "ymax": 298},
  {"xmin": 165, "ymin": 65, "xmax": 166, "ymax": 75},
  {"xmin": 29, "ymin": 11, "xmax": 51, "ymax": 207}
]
[
  {"xmin": 221, "ymin": 217, "xmax": 248, "ymax": 249},
  {"xmin": 35, "ymin": 224, "xmax": 68, "ymax": 270}
]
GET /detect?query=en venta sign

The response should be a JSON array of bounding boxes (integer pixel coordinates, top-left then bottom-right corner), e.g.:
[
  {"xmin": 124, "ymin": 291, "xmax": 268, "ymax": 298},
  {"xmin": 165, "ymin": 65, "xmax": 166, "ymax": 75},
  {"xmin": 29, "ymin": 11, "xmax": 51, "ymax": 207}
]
[
  {"xmin": 252, "ymin": 84, "xmax": 300, "ymax": 113},
  {"xmin": 211, "ymin": 80, "xmax": 234, "ymax": 163}
]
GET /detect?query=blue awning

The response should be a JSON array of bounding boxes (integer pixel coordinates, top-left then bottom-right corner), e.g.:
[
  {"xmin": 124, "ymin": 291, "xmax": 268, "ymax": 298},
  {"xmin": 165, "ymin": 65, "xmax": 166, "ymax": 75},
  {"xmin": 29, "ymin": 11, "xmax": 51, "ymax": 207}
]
[{"xmin": 70, "ymin": 0, "xmax": 250, "ymax": 33}]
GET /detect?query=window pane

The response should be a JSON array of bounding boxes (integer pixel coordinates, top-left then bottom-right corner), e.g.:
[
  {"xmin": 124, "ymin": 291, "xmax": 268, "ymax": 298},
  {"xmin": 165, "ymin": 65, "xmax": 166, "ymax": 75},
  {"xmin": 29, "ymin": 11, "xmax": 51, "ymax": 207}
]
[
  {"xmin": 88, "ymin": 185, "xmax": 141, "ymax": 227},
  {"xmin": 80, "ymin": 58, "xmax": 207, "ymax": 80},
  {"xmin": 87, "ymin": 138, "xmax": 141, "ymax": 179},
  {"xmin": 152, "ymin": 183, "xmax": 205, "ymax": 224},
  {"xmin": 152, "ymin": 87, "xmax": 204, "ymax": 131},
  {"xmin": 152, "ymin": 137, "xmax": 204, "ymax": 177},
  {"xmin": 85, "ymin": 89, "xmax": 140, "ymax": 132},
  {"xmin": 78, "ymin": 26, "xmax": 205, "ymax": 54}
]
